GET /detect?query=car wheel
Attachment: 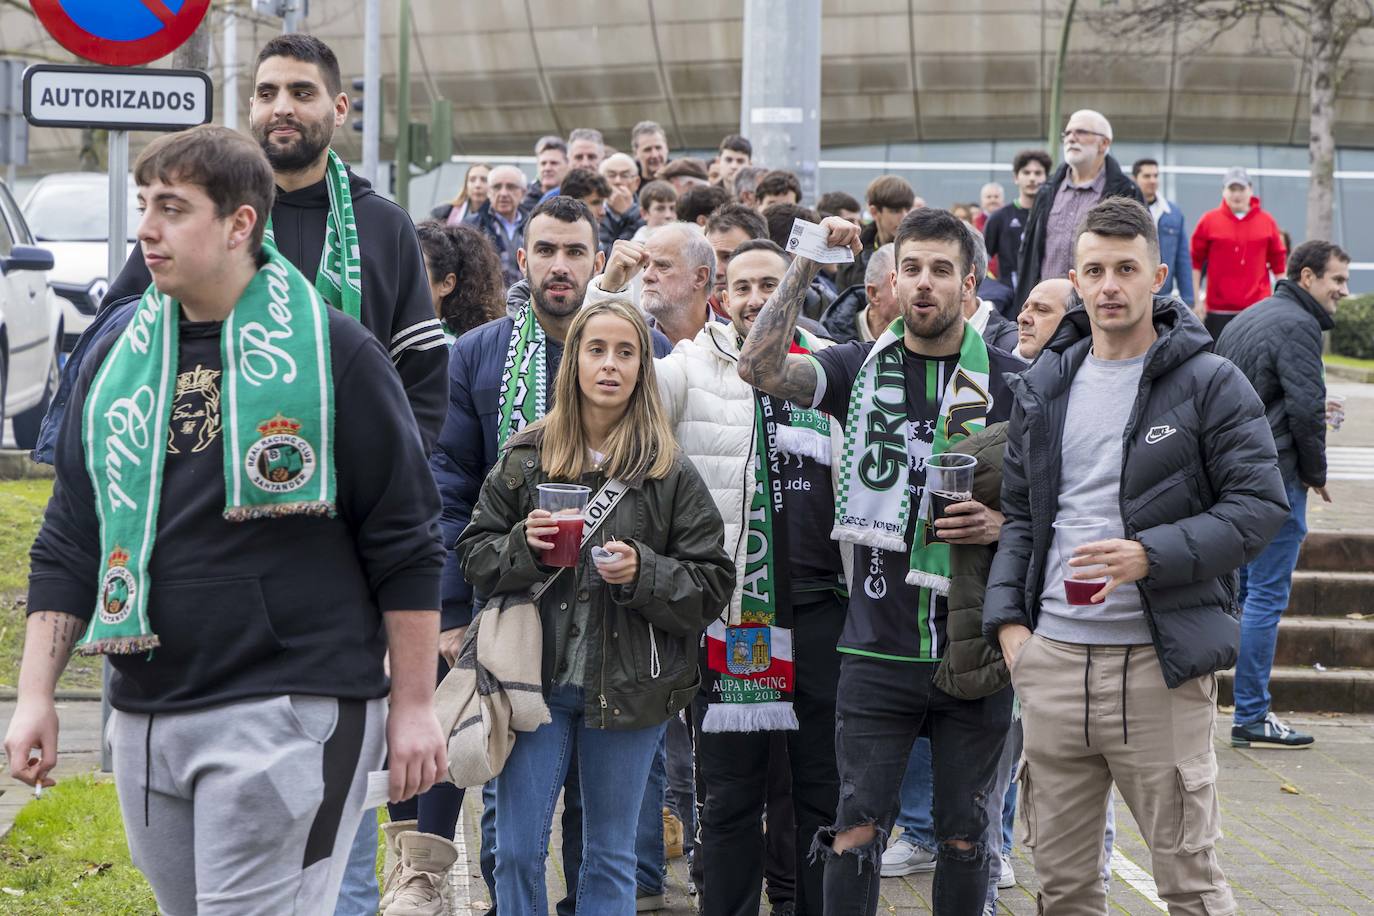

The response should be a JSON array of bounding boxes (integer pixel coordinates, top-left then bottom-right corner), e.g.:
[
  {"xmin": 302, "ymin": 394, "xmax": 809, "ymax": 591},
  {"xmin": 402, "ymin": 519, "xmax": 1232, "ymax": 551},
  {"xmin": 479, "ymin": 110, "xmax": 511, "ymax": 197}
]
[{"xmin": 12, "ymin": 344, "xmax": 58, "ymax": 451}]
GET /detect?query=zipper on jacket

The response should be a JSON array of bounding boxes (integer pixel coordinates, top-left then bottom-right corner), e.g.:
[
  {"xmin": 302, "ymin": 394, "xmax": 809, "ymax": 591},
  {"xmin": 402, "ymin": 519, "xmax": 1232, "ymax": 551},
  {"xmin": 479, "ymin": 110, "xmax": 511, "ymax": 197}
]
[{"xmin": 1119, "ymin": 366, "xmax": 1166, "ymax": 661}]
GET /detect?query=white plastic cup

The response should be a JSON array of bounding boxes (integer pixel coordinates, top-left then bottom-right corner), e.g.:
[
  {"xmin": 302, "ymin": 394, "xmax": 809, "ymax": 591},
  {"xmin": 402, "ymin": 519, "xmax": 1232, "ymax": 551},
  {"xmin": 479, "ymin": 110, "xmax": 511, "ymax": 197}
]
[{"xmin": 1052, "ymin": 516, "xmax": 1110, "ymax": 605}]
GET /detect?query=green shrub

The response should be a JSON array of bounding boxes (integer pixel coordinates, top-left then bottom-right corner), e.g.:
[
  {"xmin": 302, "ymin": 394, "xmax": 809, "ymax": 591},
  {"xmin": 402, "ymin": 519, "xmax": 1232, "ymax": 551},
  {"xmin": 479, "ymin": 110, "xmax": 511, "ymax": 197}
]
[{"xmin": 1333, "ymin": 293, "xmax": 1374, "ymax": 360}]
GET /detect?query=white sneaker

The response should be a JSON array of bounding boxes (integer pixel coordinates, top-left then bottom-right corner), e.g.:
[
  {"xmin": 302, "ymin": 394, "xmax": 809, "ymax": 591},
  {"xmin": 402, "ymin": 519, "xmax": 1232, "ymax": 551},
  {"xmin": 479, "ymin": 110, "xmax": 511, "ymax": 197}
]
[
  {"xmin": 880, "ymin": 839, "xmax": 936, "ymax": 877},
  {"xmin": 997, "ymin": 852, "xmax": 1016, "ymax": 889}
]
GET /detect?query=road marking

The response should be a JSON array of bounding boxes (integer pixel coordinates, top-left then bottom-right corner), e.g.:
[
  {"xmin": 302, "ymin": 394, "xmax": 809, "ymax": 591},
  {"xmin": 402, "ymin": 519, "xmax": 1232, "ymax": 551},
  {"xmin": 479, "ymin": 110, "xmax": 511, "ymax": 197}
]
[
  {"xmin": 1327, "ymin": 447, "xmax": 1374, "ymax": 482},
  {"xmin": 1110, "ymin": 848, "xmax": 1167, "ymax": 911}
]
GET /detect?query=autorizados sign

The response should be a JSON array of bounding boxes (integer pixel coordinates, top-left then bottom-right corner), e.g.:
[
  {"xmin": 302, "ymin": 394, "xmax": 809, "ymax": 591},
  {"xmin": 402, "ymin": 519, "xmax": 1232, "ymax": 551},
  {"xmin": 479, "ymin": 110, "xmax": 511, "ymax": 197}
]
[{"xmin": 23, "ymin": 65, "xmax": 212, "ymax": 132}]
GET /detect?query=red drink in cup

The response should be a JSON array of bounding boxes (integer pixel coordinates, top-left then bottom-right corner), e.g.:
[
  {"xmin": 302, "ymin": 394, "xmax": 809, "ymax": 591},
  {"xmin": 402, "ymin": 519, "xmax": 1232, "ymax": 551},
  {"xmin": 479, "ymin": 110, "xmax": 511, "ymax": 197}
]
[
  {"xmin": 537, "ymin": 483, "xmax": 591, "ymax": 568},
  {"xmin": 1051, "ymin": 516, "xmax": 1110, "ymax": 606}
]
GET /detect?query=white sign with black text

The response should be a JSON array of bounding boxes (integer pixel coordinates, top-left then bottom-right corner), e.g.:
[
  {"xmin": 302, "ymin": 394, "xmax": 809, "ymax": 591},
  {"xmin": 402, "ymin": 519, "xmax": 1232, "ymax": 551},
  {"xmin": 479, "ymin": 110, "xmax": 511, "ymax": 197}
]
[{"xmin": 23, "ymin": 64, "xmax": 213, "ymax": 132}]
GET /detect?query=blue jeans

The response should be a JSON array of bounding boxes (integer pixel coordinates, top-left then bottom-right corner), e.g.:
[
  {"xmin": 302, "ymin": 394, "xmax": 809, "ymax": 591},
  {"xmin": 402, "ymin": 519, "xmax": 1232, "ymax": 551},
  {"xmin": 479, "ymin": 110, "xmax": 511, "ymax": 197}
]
[
  {"xmin": 332, "ymin": 811, "xmax": 378, "ymax": 916},
  {"xmin": 494, "ymin": 685, "xmax": 664, "ymax": 916},
  {"xmin": 634, "ymin": 734, "xmax": 668, "ymax": 895},
  {"xmin": 892, "ymin": 737, "xmax": 934, "ymax": 852},
  {"xmin": 1234, "ymin": 475, "xmax": 1307, "ymax": 726}
]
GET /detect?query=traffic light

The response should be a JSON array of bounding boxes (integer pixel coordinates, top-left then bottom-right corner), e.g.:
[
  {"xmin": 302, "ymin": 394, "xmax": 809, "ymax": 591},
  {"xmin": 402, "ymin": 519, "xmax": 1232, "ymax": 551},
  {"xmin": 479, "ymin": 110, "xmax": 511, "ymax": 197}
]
[{"xmin": 350, "ymin": 75, "xmax": 383, "ymax": 136}]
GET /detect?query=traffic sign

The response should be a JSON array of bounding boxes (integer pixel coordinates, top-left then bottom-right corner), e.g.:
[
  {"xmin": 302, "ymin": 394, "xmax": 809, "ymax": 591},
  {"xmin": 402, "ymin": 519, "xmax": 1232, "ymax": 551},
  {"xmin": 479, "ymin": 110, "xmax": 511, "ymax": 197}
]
[
  {"xmin": 31, "ymin": 0, "xmax": 212, "ymax": 68},
  {"xmin": 23, "ymin": 64, "xmax": 212, "ymax": 132}
]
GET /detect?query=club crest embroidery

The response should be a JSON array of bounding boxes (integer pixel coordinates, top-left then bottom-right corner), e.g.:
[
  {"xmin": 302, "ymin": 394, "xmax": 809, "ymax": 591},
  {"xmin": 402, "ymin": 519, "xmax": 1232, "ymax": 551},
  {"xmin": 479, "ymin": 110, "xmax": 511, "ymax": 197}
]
[
  {"xmin": 99, "ymin": 546, "xmax": 135, "ymax": 625},
  {"xmin": 726, "ymin": 625, "xmax": 772, "ymax": 676},
  {"xmin": 245, "ymin": 414, "xmax": 316, "ymax": 494}
]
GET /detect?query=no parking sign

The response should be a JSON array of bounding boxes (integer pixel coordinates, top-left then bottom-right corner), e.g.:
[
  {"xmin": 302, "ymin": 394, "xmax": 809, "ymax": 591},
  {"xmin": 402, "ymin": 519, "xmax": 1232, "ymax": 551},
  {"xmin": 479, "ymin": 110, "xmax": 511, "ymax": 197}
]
[{"xmin": 31, "ymin": 0, "xmax": 212, "ymax": 67}]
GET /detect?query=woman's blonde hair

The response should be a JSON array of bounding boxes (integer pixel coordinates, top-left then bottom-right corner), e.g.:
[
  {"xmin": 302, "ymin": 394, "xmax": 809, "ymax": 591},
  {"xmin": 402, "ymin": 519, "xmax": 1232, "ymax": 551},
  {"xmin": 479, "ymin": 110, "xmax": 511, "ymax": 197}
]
[
  {"xmin": 451, "ymin": 162, "xmax": 491, "ymax": 209},
  {"xmin": 534, "ymin": 298, "xmax": 677, "ymax": 482}
]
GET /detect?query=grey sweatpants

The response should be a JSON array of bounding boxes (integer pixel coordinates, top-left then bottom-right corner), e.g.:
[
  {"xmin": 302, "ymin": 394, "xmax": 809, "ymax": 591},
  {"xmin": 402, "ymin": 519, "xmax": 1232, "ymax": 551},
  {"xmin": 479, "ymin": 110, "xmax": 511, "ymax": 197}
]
[{"xmin": 108, "ymin": 695, "xmax": 387, "ymax": 916}]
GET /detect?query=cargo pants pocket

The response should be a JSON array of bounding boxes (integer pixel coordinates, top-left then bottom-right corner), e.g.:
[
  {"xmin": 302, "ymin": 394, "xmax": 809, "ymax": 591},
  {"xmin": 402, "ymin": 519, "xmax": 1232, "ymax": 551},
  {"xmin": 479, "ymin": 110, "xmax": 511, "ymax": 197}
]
[
  {"xmin": 1176, "ymin": 751, "xmax": 1222, "ymax": 854},
  {"xmin": 1016, "ymin": 757, "xmax": 1038, "ymax": 849}
]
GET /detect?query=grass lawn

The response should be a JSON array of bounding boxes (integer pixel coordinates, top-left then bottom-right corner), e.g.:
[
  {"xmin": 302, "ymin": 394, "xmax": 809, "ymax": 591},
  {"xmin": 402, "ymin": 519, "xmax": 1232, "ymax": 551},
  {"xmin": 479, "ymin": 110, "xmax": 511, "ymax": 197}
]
[
  {"xmin": 1326, "ymin": 352, "xmax": 1374, "ymax": 372},
  {"xmin": 0, "ymin": 479, "xmax": 102, "ymax": 691},
  {"xmin": 0, "ymin": 775, "xmax": 155, "ymax": 913}
]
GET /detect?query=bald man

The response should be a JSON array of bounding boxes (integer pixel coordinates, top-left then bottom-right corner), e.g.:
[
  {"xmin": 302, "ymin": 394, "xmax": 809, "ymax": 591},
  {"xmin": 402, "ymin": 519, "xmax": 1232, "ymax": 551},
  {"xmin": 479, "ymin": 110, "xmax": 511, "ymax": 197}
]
[
  {"xmin": 1014, "ymin": 109, "xmax": 1144, "ymax": 307},
  {"xmin": 1015, "ymin": 278, "xmax": 1074, "ymax": 362},
  {"xmin": 467, "ymin": 164, "xmax": 529, "ymax": 289}
]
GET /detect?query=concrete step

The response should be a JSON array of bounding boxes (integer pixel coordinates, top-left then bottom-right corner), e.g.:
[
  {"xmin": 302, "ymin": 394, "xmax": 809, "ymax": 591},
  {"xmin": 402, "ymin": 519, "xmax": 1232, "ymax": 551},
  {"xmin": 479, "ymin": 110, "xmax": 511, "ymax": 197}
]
[
  {"xmin": 1272, "ymin": 616, "xmax": 1374, "ymax": 668},
  {"xmin": 1298, "ymin": 529, "xmax": 1374, "ymax": 573},
  {"xmin": 1218, "ymin": 665, "xmax": 1374, "ymax": 713},
  {"xmin": 1285, "ymin": 570, "xmax": 1374, "ymax": 617}
]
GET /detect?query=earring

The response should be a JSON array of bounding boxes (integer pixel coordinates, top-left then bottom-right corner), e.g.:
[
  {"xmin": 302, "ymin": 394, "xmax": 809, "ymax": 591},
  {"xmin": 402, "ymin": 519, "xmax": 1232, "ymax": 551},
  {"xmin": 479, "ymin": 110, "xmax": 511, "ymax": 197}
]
[{"xmin": 229, "ymin": 239, "xmax": 237, "ymax": 248}]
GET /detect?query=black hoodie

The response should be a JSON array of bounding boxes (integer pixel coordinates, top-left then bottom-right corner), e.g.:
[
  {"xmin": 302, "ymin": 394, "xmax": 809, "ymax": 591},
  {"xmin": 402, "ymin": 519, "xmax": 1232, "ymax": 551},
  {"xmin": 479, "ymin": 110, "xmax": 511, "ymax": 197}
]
[
  {"xmin": 105, "ymin": 167, "xmax": 448, "ymax": 451},
  {"xmin": 30, "ymin": 304, "xmax": 444, "ymax": 713}
]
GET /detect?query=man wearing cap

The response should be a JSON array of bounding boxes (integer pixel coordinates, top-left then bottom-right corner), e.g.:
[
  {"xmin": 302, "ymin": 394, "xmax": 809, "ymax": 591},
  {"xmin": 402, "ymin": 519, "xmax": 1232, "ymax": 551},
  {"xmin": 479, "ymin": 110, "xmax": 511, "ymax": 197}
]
[{"xmin": 1190, "ymin": 167, "xmax": 1287, "ymax": 339}]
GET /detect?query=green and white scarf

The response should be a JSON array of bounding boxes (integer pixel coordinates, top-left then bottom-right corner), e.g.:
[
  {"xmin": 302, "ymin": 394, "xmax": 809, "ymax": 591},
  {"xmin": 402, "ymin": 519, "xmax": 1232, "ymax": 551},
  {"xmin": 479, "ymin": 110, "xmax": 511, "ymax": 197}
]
[
  {"xmin": 78, "ymin": 249, "xmax": 336, "ymax": 655},
  {"xmin": 497, "ymin": 304, "xmax": 548, "ymax": 446},
  {"xmin": 264, "ymin": 149, "xmax": 362, "ymax": 322},
  {"xmin": 831, "ymin": 318, "xmax": 990, "ymax": 595}
]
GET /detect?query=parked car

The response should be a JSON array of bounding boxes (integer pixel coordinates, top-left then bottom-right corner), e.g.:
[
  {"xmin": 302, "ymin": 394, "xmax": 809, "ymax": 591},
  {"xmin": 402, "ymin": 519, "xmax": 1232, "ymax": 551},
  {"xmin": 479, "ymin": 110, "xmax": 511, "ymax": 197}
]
[
  {"xmin": 0, "ymin": 177, "xmax": 64, "ymax": 450},
  {"xmin": 22, "ymin": 172, "xmax": 137, "ymax": 352}
]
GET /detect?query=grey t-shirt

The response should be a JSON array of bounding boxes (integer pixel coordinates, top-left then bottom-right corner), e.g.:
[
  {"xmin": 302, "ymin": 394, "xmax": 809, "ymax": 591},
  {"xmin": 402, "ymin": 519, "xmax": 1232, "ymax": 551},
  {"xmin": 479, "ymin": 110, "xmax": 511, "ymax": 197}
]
[{"xmin": 1037, "ymin": 351, "xmax": 1153, "ymax": 645}]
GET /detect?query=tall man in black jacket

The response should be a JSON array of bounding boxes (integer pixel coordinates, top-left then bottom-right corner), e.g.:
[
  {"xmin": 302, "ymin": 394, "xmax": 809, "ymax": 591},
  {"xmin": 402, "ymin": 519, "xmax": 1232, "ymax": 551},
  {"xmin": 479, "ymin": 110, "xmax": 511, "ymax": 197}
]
[
  {"xmin": 985, "ymin": 198, "xmax": 1287, "ymax": 915},
  {"xmin": 102, "ymin": 34, "xmax": 447, "ymax": 451},
  {"xmin": 5, "ymin": 126, "xmax": 445, "ymax": 916},
  {"xmin": 1215, "ymin": 240, "xmax": 1349, "ymax": 750}
]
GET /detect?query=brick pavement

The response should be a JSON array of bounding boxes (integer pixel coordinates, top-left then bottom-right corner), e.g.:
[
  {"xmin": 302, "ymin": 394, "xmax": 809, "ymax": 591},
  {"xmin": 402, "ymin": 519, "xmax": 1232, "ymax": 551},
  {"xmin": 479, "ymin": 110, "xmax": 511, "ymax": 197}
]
[{"xmin": 448, "ymin": 711, "xmax": 1374, "ymax": 914}]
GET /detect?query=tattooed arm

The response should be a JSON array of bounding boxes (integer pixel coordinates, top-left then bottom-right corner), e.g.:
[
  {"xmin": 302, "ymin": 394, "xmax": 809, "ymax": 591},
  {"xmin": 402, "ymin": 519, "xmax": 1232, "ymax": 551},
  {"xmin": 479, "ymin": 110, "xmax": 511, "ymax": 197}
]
[
  {"xmin": 738, "ymin": 216, "xmax": 861, "ymax": 403},
  {"xmin": 3, "ymin": 611, "xmax": 85, "ymax": 787}
]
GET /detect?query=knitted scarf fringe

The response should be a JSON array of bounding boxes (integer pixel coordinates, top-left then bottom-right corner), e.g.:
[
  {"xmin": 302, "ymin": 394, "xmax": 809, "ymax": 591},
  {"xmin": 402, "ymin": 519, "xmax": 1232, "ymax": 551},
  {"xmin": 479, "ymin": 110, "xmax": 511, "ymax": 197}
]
[
  {"xmin": 775, "ymin": 425, "xmax": 831, "ymax": 466},
  {"xmin": 830, "ymin": 524, "xmax": 906, "ymax": 554},
  {"xmin": 223, "ymin": 501, "xmax": 337, "ymax": 522},
  {"xmin": 76, "ymin": 634, "xmax": 160, "ymax": 656},
  {"xmin": 905, "ymin": 569, "xmax": 951, "ymax": 595},
  {"xmin": 700, "ymin": 701, "xmax": 799, "ymax": 734}
]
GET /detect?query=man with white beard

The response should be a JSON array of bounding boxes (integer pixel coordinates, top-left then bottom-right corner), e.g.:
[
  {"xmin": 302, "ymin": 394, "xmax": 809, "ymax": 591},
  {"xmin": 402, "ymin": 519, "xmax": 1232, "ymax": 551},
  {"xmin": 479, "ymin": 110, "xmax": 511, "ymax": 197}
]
[{"xmin": 1013, "ymin": 109, "xmax": 1144, "ymax": 308}]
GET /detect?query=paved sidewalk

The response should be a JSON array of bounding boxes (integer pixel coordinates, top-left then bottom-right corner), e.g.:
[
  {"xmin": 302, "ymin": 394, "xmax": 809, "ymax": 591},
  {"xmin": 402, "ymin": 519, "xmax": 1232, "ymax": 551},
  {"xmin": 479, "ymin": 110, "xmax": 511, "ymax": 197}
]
[
  {"xmin": 1308, "ymin": 378, "xmax": 1374, "ymax": 531},
  {"xmin": 450, "ymin": 710, "xmax": 1374, "ymax": 914}
]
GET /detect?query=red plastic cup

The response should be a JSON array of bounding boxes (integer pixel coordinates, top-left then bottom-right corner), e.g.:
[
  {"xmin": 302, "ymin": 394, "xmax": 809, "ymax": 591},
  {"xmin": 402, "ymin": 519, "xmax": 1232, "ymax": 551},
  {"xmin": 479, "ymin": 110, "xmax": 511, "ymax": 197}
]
[
  {"xmin": 537, "ymin": 484, "xmax": 591, "ymax": 568},
  {"xmin": 1052, "ymin": 516, "xmax": 1109, "ymax": 605}
]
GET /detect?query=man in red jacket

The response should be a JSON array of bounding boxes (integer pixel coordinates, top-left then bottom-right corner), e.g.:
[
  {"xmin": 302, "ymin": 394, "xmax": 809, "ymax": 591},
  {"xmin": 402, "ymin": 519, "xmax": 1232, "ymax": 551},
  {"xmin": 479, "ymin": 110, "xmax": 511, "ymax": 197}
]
[{"xmin": 1190, "ymin": 167, "xmax": 1287, "ymax": 339}]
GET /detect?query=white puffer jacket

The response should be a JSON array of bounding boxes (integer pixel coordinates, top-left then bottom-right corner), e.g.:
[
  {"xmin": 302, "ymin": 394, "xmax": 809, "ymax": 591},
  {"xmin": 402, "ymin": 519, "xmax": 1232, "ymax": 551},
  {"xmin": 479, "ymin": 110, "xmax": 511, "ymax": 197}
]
[{"xmin": 655, "ymin": 320, "xmax": 851, "ymax": 623}]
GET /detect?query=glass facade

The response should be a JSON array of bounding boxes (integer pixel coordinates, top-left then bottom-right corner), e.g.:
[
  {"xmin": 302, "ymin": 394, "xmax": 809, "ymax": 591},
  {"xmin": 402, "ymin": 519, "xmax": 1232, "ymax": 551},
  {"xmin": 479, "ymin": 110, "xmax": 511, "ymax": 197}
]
[{"xmin": 413, "ymin": 139, "xmax": 1374, "ymax": 292}]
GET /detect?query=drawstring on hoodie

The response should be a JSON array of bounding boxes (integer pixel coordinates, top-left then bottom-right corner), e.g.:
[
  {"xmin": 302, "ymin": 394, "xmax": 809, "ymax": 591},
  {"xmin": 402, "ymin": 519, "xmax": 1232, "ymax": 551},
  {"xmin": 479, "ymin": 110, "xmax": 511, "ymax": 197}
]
[
  {"xmin": 648, "ymin": 624, "xmax": 661, "ymax": 679},
  {"xmin": 144, "ymin": 713, "xmax": 155, "ymax": 827},
  {"xmin": 1083, "ymin": 645, "xmax": 1135, "ymax": 749}
]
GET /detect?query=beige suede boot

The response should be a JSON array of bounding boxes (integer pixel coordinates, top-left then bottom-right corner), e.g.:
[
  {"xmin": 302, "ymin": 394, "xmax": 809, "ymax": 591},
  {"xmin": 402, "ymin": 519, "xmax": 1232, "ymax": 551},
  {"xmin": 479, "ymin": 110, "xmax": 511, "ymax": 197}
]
[
  {"xmin": 379, "ymin": 819, "xmax": 417, "ymax": 910},
  {"xmin": 382, "ymin": 831, "xmax": 459, "ymax": 916}
]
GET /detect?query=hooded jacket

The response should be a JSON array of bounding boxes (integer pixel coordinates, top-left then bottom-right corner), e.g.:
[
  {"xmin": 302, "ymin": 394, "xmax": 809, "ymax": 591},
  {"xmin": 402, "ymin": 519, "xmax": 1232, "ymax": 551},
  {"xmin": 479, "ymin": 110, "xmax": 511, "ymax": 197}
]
[
  {"xmin": 1189, "ymin": 196, "xmax": 1287, "ymax": 314},
  {"xmin": 100, "ymin": 167, "xmax": 448, "ymax": 452},
  {"xmin": 1214, "ymin": 278, "xmax": 1333, "ymax": 488},
  {"xmin": 1014, "ymin": 155, "xmax": 1144, "ymax": 308},
  {"xmin": 983, "ymin": 297, "xmax": 1289, "ymax": 687}
]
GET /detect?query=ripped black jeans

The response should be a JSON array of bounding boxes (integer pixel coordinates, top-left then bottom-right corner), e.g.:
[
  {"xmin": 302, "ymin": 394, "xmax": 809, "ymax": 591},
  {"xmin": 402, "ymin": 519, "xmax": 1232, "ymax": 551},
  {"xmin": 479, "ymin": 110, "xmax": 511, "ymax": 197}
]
[{"xmin": 815, "ymin": 654, "xmax": 1012, "ymax": 915}]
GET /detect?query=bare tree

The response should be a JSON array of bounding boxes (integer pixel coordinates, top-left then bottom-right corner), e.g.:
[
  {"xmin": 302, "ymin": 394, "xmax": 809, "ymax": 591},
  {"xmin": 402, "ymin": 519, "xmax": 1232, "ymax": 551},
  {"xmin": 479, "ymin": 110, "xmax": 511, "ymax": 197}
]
[{"xmin": 1092, "ymin": 0, "xmax": 1374, "ymax": 241}]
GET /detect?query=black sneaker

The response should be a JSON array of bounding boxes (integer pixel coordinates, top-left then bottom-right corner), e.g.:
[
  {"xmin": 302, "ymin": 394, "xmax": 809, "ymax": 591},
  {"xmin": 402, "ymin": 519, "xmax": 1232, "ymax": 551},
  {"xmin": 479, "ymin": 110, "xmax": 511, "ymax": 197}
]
[{"xmin": 1231, "ymin": 712, "xmax": 1314, "ymax": 749}]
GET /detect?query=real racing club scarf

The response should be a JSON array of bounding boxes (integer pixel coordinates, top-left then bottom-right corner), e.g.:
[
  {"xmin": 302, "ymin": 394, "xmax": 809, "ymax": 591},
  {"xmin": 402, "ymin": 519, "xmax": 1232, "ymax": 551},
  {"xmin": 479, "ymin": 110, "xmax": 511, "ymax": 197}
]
[
  {"xmin": 79, "ymin": 248, "xmax": 336, "ymax": 655},
  {"xmin": 701, "ymin": 330, "xmax": 830, "ymax": 733},
  {"xmin": 831, "ymin": 318, "xmax": 989, "ymax": 596},
  {"xmin": 264, "ymin": 149, "xmax": 362, "ymax": 322},
  {"xmin": 497, "ymin": 304, "xmax": 547, "ymax": 447}
]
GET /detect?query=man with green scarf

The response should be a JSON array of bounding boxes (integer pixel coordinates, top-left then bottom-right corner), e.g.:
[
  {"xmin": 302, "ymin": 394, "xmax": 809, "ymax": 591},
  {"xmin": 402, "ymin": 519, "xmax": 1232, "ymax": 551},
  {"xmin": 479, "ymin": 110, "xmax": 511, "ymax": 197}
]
[
  {"xmin": 5, "ymin": 126, "xmax": 446, "ymax": 915},
  {"xmin": 101, "ymin": 34, "xmax": 447, "ymax": 452},
  {"xmin": 739, "ymin": 208, "xmax": 1021, "ymax": 915}
]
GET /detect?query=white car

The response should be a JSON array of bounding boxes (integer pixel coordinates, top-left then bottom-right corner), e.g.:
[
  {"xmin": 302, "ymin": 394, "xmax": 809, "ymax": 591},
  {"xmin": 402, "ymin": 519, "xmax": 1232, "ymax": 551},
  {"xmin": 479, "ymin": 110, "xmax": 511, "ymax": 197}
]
[
  {"xmin": 22, "ymin": 172, "xmax": 138, "ymax": 352},
  {"xmin": 0, "ymin": 178, "xmax": 64, "ymax": 450}
]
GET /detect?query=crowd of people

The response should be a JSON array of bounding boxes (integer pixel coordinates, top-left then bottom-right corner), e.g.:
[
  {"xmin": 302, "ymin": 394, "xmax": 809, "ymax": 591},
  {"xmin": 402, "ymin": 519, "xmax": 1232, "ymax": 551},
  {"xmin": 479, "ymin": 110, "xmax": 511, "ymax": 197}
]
[{"xmin": 2, "ymin": 30, "xmax": 1350, "ymax": 916}]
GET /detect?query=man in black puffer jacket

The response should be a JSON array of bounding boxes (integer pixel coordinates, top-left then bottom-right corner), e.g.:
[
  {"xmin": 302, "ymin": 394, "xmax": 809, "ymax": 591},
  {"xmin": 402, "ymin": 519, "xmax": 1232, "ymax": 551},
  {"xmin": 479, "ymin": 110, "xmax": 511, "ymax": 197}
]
[
  {"xmin": 984, "ymin": 198, "xmax": 1286, "ymax": 915},
  {"xmin": 1214, "ymin": 239, "xmax": 1348, "ymax": 751}
]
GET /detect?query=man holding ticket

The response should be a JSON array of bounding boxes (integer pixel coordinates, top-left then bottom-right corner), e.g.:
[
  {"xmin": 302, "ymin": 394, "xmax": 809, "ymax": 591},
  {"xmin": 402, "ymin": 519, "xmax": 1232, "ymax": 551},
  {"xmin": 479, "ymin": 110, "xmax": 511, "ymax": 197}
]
[{"xmin": 739, "ymin": 207, "xmax": 1023, "ymax": 915}]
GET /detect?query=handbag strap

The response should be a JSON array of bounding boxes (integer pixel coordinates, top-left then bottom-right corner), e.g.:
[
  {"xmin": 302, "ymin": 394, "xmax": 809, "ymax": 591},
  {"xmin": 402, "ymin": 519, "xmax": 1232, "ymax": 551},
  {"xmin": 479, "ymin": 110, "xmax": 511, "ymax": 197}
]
[{"xmin": 531, "ymin": 477, "xmax": 631, "ymax": 602}]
